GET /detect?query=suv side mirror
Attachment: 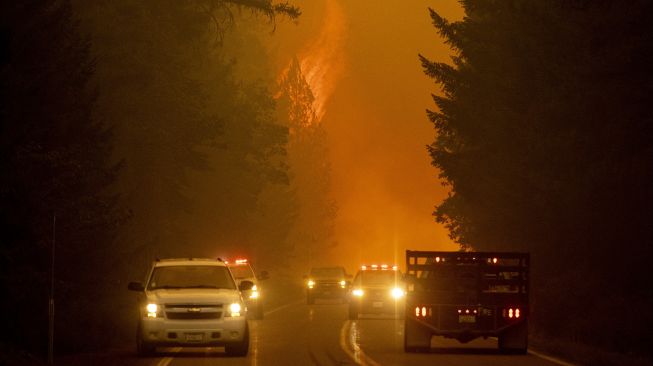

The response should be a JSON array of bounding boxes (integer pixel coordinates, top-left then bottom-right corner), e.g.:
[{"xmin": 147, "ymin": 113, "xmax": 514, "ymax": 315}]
[
  {"xmin": 302, "ymin": 274, "xmax": 308, "ymax": 279},
  {"xmin": 258, "ymin": 270, "xmax": 270, "ymax": 281},
  {"xmin": 128, "ymin": 282, "xmax": 144, "ymax": 291},
  {"xmin": 239, "ymin": 280, "xmax": 254, "ymax": 291},
  {"xmin": 346, "ymin": 274, "xmax": 353, "ymax": 279}
]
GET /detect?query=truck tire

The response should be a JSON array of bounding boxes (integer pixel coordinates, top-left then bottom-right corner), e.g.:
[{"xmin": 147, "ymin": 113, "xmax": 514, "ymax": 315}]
[
  {"xmin": 498, "ymin": 320, "xmax": 528, "ymax": 354},
  {"xmin": 225, "ymin": 324, "xmax": 250, "ymax": 357},
  {"xmin": 348, "ymin": 303, "xmax": 358, "ymax": 320},
  {"xmin": 404, "ymin": 318, "xmax": 431, "ymax": 352}
]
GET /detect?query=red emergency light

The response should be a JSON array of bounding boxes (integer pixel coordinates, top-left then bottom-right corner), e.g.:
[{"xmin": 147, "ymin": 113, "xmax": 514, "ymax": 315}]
[{"xmin": 361, "ymin": 264, "xmax": 398, "ymax": 271}]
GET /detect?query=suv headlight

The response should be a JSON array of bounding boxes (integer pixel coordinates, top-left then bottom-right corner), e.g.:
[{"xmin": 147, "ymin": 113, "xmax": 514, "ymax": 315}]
[
  {"xmin": 391, "ymin": 288, "xmax": 405, "ymax": 299},
  {"xmin": 146, "ymin": 303, "xmax": 161, "ymax": 318},
  {"xmin": 228, "ymin": 302, "xmax": 243, "ymax": 317},
  {"xmin": 250, "ymin": 285, "xmax": 259, "ymax": 299},
  {"xmin": 307, "ymin": 280, "xmax": 315, "ymax": 289},
  {"xmin": 340, "ymin": 280, "xmax": 346, "ymax": 288},
  {"xmin": 352, "ymin": 289, "xmax": 364, "ymax": 297}
]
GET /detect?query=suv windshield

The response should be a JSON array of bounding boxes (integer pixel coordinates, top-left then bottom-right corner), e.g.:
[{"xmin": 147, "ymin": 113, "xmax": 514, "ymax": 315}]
[
  {"xmin": 310, "ymin": 267, "xmax": 345, "ymax": 278},
  {"xmin": 228, "ymin": 265, "xmax": 255, "ymax": 280},
  {"xmin": 355, "ymin": 271, "xmax": 402, "ymax": 286},
  {"xmin": 148, "ymin": 265, "xmax": 236, "ymax": 290}
]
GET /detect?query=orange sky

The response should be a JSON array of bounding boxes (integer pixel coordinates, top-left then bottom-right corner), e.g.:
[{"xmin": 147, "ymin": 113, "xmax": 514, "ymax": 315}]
[{"xmin": 271, "ymin": 0, "xmax": 464, "ymax": 270}]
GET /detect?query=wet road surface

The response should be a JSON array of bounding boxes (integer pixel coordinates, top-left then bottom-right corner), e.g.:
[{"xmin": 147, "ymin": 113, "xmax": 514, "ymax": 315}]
[{"xmin": 60, "ymin": 299, "xmax": 573, "ymax": 365}]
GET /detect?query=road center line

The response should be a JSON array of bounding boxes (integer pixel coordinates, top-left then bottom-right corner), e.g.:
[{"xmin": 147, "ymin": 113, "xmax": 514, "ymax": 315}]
[
  {"xmin": 528, "ymin": 349, "xmax": 578, "ymax": 366},
  {"xmin": 489, "ymin": 337, "xmax": 576, "ymax": 366},
  {"xmin": 156, "ymin": 347, "xmax": 181, "ymax": 366},
  {"xmin": 263, "ymin": 299, "xmax": 303, "ymax": 316},
  {"xmin": 339, "ymin": 320, "xmax": 381, "ymax": 366}
]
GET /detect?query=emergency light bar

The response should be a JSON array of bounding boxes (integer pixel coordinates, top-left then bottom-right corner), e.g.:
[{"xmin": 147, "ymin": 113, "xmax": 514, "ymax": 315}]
[{"xmin": 361, "ymin": 264, "xmax": 398, "ymax": 271}]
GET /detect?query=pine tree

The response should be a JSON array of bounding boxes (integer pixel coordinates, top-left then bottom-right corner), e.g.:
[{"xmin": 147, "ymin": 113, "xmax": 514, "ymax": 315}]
[{"xmin": 422, "ymin": 0, "xmax": 653, "ymax": 356}]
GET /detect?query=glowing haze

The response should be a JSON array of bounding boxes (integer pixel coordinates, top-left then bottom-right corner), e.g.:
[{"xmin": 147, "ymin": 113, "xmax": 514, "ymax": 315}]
[{"xmin": 273, "ymin": 0, "xmax": 463, "ymax": 271}]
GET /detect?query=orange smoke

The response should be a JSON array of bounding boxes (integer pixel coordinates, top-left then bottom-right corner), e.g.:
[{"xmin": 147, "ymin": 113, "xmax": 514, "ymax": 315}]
[{"xmin": 281, "ymin": 0, "xmax": 346, "ymax": 122}]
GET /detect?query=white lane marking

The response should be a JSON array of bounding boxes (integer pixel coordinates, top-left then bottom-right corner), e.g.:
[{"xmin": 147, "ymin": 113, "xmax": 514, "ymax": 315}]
[
  {"xmin": 528, "ymin": 349, "xmax": 578, "ymax": 366},
  {"xmin": 339, "ymin": 320, "xmax": 382, "ymax": 366},
  {"xmin": 263, "ymin": 299, "xmax": 303, "ymax": 316},
  {"xmin": 156, "ymin": 347, "xmax": 181, "ymax": 366},
  {"xmin": 489, "ymin": 337, "xmax": 576, "ymax": 366}
]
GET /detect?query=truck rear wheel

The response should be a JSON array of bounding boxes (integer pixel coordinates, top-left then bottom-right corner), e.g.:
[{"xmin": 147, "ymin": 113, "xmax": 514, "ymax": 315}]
[
  {"xmin": 348, "ymin": 303, "xmax": 358, "ymax": 320},
  {"xmin": 498, "ymin": 320, "xmax": 528, "ymax": 354},
  {"xmin": 404, "ymin": 319, "xmax": 431, "ymax": 352}
]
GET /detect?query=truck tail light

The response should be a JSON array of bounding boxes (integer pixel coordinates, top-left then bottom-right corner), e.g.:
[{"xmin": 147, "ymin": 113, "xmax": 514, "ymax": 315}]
[
  {"xmin": 414, "ymin": 306, "xmax": 432, "ymax": 318},
  {"xmin": 503, "ymin": 307, "xmax": 522, "ymax": 319}
]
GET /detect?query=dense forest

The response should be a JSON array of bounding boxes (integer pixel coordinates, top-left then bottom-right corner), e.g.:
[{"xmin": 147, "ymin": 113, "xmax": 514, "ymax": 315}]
[
  {"xmin": 422, "ymin": 0, "xmax": 653, "ymax": 360},
  {"xmin": 5, "ymin": 0, "xmax": 652, "ymax": 363},
  {"xmin": 0, "ymin": 0, "xmax": 324, "ymax": 358}
]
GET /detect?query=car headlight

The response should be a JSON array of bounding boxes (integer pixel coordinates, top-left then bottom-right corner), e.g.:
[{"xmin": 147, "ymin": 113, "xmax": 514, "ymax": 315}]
[
  {"xmin": 352, "ymin": 289, "xmax": 364, "ymax": 297},
  {"xmin": 229, "ymin": 302, "xmax": 242, "ymax": 317},
  {"xmin": 146, "ymin": 303, "xmax": 159, "ymax": 318},
  {"xmin": 307, "ymin": 280, "xmax": 315, "ymax": 289},
  {"xmin": 249, "ymin": 284, "xmax": 259, "ymax": 298},
  {"xmin": 391, "ymin": 288, "xmax": 405, "ymax": 299},
  {"xmin": 340, "ymin": 280, "xmax": 346, "ymax": 288}
]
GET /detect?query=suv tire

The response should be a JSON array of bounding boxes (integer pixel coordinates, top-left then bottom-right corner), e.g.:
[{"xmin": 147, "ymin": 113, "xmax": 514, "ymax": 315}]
[
  {"xmin": 225, "ymin": 324, "xmax": 250, "ymax": 357},
  {"xmin": 136, "ymin": 325, "xmax": 156, "ymax": 356}
]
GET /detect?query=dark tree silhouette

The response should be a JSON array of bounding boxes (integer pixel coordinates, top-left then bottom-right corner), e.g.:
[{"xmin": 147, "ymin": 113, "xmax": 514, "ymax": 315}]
[
  {"xmin": 422, "ymin": 0, "xmax": 653, "ymax": 359},
  {"xmin": 0, "ymin": 0, "xmax": 122, "ymax": 355}
]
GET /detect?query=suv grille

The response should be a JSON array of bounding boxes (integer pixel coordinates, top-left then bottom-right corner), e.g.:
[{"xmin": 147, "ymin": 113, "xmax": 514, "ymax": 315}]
[
  {"xmin": 164, "ymin": 304, "xmax": 223, "ymax": 320},
  {"xmin": 167, "ymin": 312, "xmax": 222, "ymax": 320},
  {"xmin": 316, "ymin": 281, "xmax": 340, "ymax": 288}
]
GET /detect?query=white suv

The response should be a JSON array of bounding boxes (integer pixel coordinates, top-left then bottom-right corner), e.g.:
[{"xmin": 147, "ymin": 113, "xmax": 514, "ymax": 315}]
[
  {"xmin": 128, "ymin": 258, "xmax": 251, "ymax": 356},
  {"xmin": 226, "ymin": 259, "xmax": 267, "ymax": 319}
]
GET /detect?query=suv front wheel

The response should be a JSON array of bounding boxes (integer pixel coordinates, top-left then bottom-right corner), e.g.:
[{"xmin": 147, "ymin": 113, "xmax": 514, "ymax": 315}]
[
  {"xmin": 136, "ymin": 324, "xmax": 155, "ymax": 356},
  {"xmin": 225, "ymin": 323, "xmax": 250, "ymax": 356}
]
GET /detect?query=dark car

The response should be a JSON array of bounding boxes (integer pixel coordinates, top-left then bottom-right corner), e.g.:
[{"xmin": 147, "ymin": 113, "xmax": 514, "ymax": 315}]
[
  {"xmin": 305, "ymin": 266, "xmax": 350, "ymax": 304},
  {"xmin": 348, "ymin": 264, "xmax": 405, "ymax": 319}
]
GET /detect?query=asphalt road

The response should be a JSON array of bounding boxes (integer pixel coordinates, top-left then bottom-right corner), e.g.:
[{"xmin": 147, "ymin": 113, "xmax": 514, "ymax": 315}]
[{"xmin": 67, "ymin": 299, "xmax": 573, "ymax": 366}]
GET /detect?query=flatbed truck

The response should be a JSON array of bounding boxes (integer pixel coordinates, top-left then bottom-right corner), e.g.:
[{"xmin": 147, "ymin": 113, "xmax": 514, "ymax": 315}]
[{"xmin": 404, "ymin": 250, "xmax": 529, "ymax": 353}]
